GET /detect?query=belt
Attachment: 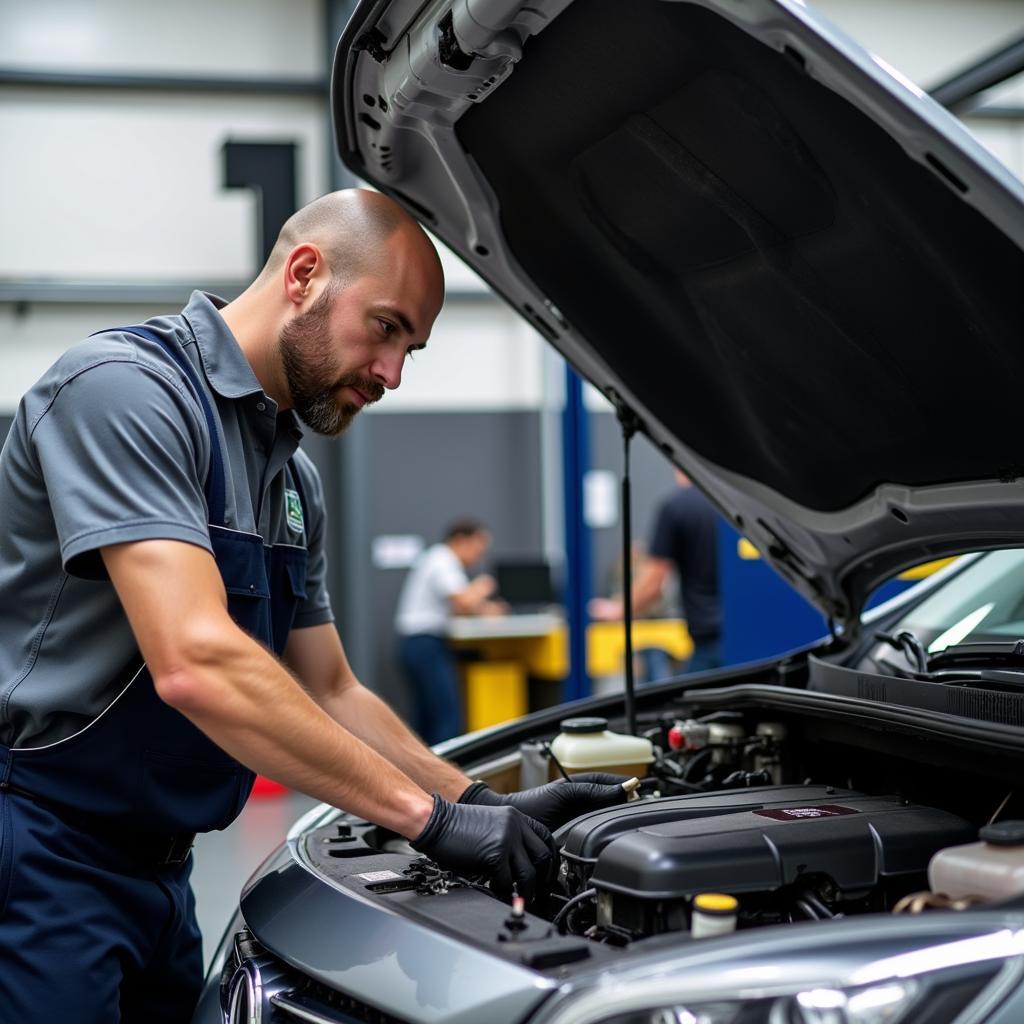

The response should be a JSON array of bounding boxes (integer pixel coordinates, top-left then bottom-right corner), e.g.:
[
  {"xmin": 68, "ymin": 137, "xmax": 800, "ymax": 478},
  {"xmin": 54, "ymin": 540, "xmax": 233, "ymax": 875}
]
[{"xmin": 0, "ymin": 780, "xmax": 195, "ymax": 867}]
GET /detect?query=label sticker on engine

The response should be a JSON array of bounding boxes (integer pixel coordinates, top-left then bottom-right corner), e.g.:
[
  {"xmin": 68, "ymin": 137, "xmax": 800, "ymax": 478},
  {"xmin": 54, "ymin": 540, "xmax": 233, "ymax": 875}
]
[
  {"xmin": 356, "ymin": 870, "xmax": 404, "ymax": 882},
  {"xmin": 753, "ymin": 805, "xmax": 860, "ymax": 821}
]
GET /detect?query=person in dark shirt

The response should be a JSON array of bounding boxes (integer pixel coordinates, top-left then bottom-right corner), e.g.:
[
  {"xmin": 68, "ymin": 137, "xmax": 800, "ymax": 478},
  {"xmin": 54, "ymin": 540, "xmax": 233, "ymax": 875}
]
[{"xmin": 592, "ymin": 470, "xmax": 722, "ymax": 672}]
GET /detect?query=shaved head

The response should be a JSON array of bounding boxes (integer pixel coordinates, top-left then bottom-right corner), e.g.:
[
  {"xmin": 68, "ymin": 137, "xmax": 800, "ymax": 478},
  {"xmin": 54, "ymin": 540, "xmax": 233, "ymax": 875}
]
[
  {"xmin": 257, "ymin": 189, "xmax": 440, "ymax": 289},
  {"xmin": 221, "ymin": 188, "xmax": 444, "ymax": 433},
  {"xmin": 224, "ymin": 188, "xmax": 446, "ymax": 436}
]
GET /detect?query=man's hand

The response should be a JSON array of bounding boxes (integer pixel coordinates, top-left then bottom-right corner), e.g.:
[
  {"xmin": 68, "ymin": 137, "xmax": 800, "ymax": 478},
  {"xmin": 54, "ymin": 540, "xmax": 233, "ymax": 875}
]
[
  {"xmin": 411, "ymin": 796, "xmax": 557, "ymax": 901},
  {"xmin": 459, "ymin": 773, "xmax": 631, "ymax": 831},
  {"xmin": 588, "ymin": 597, "xmax": 624, "ymax": 621}
]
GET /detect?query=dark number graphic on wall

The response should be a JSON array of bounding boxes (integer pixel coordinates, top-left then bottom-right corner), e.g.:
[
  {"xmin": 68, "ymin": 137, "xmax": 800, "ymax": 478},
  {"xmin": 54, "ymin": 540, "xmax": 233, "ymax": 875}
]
[{"xmin": 222, "ymin": 141, "xmax": 298, "ymax": 266}]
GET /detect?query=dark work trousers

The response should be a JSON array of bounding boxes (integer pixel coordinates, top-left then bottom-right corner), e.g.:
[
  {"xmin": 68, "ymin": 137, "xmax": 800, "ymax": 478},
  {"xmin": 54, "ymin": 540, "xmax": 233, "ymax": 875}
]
[
  {"xmin": 0, "ymin": 795, "xmax": 201, "ymax": 1022},
  {"xmin": 398, "ymin": 634, "xmax": 462, "ymax": 745}
]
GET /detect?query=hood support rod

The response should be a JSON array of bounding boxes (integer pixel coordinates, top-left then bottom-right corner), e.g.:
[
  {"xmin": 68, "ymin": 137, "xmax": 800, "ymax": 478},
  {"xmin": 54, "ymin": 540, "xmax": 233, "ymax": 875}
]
[{"xmin": 612, "ymin": 393, "xmax": 641, "ymax": 737}]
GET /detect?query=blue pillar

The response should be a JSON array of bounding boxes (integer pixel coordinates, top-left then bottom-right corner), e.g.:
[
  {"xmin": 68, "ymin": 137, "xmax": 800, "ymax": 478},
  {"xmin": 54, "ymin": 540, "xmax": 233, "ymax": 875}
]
[{"xmin": 561, "ymin": 366, "xmax": 592, "ymax": 701}]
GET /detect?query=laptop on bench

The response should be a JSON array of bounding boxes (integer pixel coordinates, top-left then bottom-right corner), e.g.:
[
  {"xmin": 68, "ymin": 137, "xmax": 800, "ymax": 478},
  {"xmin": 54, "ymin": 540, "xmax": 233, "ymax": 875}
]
[{"xmin": 494, "ymin": 560, "xmax": 559, "ymax": 614}]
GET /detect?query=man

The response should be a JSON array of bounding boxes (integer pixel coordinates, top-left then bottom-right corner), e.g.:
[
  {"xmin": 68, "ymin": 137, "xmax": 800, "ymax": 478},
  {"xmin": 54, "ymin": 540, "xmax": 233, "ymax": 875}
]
[
  {"xmin": 592, "ymin": 470, "xmax": 722, "ymax": 672},
  {"xmin": 395, "ymin": 519, "xmax": 505, "ymax": 743},
  {"xmin": 0, "ymin": 189, "xmax": 626, "ymax": 1022}
]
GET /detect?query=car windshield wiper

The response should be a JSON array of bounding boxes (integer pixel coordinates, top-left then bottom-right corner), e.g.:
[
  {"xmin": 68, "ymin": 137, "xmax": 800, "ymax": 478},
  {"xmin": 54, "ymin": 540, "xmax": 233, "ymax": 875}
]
[
  {"xmin": 926, "ymin": 639, "xmax": 1024, "ymax": 671},
  {"xmin": 871, "ymin": 633, "xmax": 1024, "ymax": 687}
]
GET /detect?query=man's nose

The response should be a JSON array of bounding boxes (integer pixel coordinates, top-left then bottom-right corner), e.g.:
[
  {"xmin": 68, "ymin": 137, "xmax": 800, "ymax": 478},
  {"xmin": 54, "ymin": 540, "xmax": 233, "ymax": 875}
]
[{"xmin": 371, "ymin": 349, "xmax": 404, "ymax": 390}]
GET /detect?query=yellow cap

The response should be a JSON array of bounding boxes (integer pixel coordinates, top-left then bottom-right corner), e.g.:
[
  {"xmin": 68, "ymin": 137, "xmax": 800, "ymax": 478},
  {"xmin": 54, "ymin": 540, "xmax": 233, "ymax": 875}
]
[{"xmin": 693, "ymin": 892, "xmax": 738, "ymax": 915}]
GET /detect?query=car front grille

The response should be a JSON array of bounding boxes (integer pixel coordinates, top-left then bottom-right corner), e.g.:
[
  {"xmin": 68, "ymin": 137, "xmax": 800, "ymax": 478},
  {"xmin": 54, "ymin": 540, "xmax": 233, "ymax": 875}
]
[
  {"xmin": 269, "ymin": 985, "xmax": 410, "ymax": 1024},
  {"xmin": 220, "ymin": 929, "xmax": 411, "ymax": 1024}
]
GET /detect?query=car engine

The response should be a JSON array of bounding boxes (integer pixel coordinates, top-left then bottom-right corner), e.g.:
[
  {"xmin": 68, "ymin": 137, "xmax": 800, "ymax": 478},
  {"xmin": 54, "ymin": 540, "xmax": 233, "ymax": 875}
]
[
  {"xmin": 300, "ymin": 710, "xmax": 986, "ymax": 961},
  {"xmin": 552, "ymin": 784, "xmax": 974, "ymax": 942}
]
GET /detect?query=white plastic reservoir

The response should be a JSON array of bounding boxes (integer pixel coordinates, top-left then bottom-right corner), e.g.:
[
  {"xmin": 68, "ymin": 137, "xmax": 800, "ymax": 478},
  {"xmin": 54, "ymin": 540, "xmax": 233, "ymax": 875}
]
[
  {"xmin": 929, "ymin": 820, "xmax": 1024, "ymax": 902},
  {"xmin": 549, "ymin": 717, "xmax": 654, "ymax": 779}
]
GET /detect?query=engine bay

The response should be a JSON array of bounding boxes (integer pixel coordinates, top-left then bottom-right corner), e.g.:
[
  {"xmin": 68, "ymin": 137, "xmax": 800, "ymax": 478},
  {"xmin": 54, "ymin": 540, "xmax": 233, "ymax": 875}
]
[
  {"xmin": 301, "ymin": 704, "xmax": 1021, "ymax": 971},
  {"xmin": 556, "ymin": 785, "xmax": 974, "ymax": 942}
]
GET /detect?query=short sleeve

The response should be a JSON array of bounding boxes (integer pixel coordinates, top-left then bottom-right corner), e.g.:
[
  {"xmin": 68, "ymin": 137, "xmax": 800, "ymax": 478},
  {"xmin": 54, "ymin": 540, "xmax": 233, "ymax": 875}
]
[
  {"xmin": 30, "ymin": 357, "xmax": 212, "ymax": 579},
  {"xmin": 430, "ymin": 550, "xmax": 468, "ymax": 598},
  {"xmin": 290, "ymin": 452, "xmax": 335, "ymax": 628}
]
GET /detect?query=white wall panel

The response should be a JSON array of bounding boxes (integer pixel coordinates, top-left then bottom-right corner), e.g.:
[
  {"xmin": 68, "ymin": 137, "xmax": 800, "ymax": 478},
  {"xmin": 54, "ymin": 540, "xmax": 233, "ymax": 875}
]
[
  {"xmin": 0, "ymin": 88, "xmax": 327, "ymax": 281},
  {"xmin": 0, "ymin": 296, "xmax": 547, "ymax": 416},
  {"xmin": 428, "ymin": 232, "xmax": 490, "ymax": 294},
  {"xmin": 0, "ymin": 0, "xmax": 323, "ymax": 78},
  {"xmin": 0, "ymin": 303, "xmax": 177, "ymax": 411},
  {"xmin": 813, "ymin": 0, "xmax": 1024, "ymax": 88}
]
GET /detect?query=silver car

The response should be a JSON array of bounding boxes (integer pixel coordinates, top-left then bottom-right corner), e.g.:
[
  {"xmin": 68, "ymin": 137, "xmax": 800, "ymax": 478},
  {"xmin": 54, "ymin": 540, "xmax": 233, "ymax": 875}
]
[{"xmin": 195, "ymin": 0, "xmax": 1024, "ymax": 1021}]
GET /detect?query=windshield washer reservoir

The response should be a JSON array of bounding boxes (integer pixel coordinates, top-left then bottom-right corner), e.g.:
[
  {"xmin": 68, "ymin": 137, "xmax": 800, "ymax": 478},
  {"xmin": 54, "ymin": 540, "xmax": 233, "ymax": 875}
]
[
  {"xmin": 550, "ymin": 717, "xmax": 654, "ymax": 779},
  {"xmin": 929, "ymin": 820, "xmax": 1024, "ymax": 902}
]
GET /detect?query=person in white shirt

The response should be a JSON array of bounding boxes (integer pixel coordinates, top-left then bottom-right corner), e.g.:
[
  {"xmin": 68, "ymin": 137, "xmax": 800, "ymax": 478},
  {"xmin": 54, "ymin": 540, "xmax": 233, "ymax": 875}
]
[{"xmin": 395, "ymin": 520, "xmax": 504, "ymax": 743}]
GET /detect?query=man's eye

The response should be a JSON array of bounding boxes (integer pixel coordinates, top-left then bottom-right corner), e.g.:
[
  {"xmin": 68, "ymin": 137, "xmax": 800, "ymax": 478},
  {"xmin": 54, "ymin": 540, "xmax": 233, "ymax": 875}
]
[{"xmin": 378, "ymin": 319, "xmax": 396, "ymax": 336}]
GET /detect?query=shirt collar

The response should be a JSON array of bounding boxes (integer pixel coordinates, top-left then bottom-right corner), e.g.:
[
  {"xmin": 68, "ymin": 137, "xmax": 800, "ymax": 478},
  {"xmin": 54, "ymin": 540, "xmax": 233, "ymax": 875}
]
[{"xmin": 181, "ymin": 290, "xmax": 304, "ymax": 441}]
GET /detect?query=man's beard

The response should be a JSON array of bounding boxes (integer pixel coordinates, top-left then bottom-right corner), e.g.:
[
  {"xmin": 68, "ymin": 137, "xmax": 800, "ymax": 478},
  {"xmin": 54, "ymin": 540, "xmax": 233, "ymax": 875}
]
[{"xmin": 279, "ymin": 287, "xmax": 384, "ymax": 437}]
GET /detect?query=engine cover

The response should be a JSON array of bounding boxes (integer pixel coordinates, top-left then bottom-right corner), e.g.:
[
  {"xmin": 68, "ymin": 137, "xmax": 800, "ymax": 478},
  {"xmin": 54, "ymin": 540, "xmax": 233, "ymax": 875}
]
[{"xmin": 558, "ymin": 785, "xmax": 974, "ymax": 904}]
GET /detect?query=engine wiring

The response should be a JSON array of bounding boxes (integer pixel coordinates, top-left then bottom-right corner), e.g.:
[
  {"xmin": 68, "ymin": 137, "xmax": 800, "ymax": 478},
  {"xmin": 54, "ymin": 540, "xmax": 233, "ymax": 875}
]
[
  {"xmin": 874, "ymin": 629, "xmax": 929, "ymax": 674},
  {"xmin": 988, "ymin": 790, "xmax": 1014, "ymax": 826},
  {"xmin": 552, "ymin": 887, "xmax": 596, "ymax": 933},
  {"xmin": 543, "ymin": 741, "xmax": 572, "ymax": 782}
]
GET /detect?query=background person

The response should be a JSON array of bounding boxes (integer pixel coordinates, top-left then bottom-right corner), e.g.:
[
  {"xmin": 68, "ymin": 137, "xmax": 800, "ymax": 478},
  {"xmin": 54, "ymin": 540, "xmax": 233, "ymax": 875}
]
[
  {"xmin": 601, "ymin": 539, "xmax": 676, "ymax": 683},
  {"xmin": 395, "ymin": 519, "xmax": 506, "ymax": 743},
  {"xmin": 591, "ymin": 469, "xmax": 722, "ymax": 673}
]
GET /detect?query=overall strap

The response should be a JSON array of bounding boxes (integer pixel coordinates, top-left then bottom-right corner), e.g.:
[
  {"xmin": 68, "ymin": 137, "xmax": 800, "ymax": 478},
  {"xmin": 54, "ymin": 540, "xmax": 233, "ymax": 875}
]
[{"xmin": 102, "ymin": 326, "xmax": 227, "ymax": 526}]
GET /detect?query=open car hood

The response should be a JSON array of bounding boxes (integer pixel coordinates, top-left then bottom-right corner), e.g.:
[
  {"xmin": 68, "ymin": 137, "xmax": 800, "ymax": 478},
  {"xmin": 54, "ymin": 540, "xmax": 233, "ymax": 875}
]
[{"xmin": 333, "ymin": 0, "xmax": 1024, "ymax": 632}]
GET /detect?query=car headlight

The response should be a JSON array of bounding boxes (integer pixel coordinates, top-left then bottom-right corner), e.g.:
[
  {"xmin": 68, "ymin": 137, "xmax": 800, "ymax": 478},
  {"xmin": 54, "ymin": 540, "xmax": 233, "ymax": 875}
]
[
  {"xmin": 598, "ymin": 977, "xmax": 922, "ymax": 1024},
  {"xmin": 550, "ymin": 928, "xmax": 1024, "ymax": 1024}
]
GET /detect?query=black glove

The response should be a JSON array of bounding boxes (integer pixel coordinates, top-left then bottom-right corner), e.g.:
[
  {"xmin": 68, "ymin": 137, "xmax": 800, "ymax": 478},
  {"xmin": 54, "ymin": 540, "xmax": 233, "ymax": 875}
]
[
  {"xmin": 459, "ymin": 772, "xmax": 631, "ymax": 830},
  {"xmin": 411, "ymin": 794, "xmax": 557, "ymax": 901}
]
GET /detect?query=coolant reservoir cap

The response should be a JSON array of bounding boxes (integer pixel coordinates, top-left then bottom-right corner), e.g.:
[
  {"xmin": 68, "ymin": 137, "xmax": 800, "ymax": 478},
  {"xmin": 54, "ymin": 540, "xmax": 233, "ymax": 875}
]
[
  {"xmin": 559, "ymin": 717, "xmax": 609, "ymax": 734},
  {"xmin": 693, "ymin": 893, "xmax": 738, "ymax": 916},
  {"xmin": 979, "ymin": 820, "xmax": 1024, "ymax": 846}
]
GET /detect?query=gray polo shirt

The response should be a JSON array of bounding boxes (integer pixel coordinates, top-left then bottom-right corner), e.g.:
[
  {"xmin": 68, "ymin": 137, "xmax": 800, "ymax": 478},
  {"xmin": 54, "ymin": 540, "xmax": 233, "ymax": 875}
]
[{"xmin": 0, "ymin": 291, "xmax": 333, "ymax": 748}]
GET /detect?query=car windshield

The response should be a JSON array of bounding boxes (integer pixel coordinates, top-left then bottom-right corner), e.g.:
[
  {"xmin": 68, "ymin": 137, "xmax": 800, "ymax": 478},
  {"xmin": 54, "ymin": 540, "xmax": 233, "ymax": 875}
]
[{"xmin": 868, "ymin": 550, "xmax": 1024, "ymax": 673}]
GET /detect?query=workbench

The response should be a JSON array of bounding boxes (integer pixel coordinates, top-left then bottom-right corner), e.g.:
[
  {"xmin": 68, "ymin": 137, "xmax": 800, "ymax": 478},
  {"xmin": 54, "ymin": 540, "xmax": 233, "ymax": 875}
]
[{"xmin": 447, "ymin": 614, "xmax": 693, "ymax": 731}]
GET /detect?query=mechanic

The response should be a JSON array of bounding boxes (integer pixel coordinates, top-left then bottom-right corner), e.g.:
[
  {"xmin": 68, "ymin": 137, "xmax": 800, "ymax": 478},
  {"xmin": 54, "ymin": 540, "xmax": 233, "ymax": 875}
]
[
  {"xmin": 0, "ymin": 189, "xmax": 627, "ymax": 1022},
  {"xmin": 592, "ymin": 469, "xmax": 723, "ymax": 672},
  {"xmin": 395, "ymin": 518, "xmax": 506, "ymax": 743}
]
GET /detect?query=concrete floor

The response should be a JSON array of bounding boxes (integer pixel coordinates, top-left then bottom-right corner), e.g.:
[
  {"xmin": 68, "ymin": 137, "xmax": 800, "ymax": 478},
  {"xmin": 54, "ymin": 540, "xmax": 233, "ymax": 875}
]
[{"xmin": 192, "ymin": 789, "xmax": 319, "ymax": 970}]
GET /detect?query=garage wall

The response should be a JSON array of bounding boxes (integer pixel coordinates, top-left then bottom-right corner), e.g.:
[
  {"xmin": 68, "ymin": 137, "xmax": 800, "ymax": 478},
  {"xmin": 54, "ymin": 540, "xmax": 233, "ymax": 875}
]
[
  {"xmin": 0, "ymin": 0, "xmax": 323, "ymax": 77},
  {"xmin": 0, "ymin": 0, "xmax": 326, "ymax": 285},
  {"xmin": 359, "ymin": 412, "xmax": 545, "ymax": 716}
]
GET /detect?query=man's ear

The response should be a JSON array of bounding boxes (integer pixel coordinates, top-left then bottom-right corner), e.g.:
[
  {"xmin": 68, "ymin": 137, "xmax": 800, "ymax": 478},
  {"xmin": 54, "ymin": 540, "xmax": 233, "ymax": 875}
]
[{"xmin": 283, "ymin": 244, "xmax": 324, "ymax": 306}]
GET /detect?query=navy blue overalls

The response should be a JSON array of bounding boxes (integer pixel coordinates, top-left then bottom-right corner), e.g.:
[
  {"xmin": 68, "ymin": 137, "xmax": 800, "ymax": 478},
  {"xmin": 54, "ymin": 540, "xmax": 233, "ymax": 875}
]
[{"xmin": 0, "ymin": 327, "xmax": 308, "ymax": 1022}]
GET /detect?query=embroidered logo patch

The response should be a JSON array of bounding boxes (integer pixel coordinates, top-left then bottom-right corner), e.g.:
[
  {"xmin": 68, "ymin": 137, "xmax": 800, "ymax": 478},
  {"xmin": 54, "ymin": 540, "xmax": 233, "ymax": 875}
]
[{"xmin": 285, "ymin": 489, "xmax": 304, "ymax": 533}]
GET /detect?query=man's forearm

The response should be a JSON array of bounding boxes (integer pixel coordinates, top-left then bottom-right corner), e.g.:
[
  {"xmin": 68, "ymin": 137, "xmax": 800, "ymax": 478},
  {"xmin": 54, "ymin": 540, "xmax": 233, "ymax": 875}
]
[
  {"xmin": 153, "ymin": 633, "xmax": 434, "ymax": 837},
  {"xmin": 316, "ymin": 683, "xmax": 472, "ymax": 801},
  {"xmin": 102, "ymin": 540, "xmax": 436, "ymax": 838},
  {"xmin": 631, "ymin": 559, "xmax": 672, "ymax": 617}
]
